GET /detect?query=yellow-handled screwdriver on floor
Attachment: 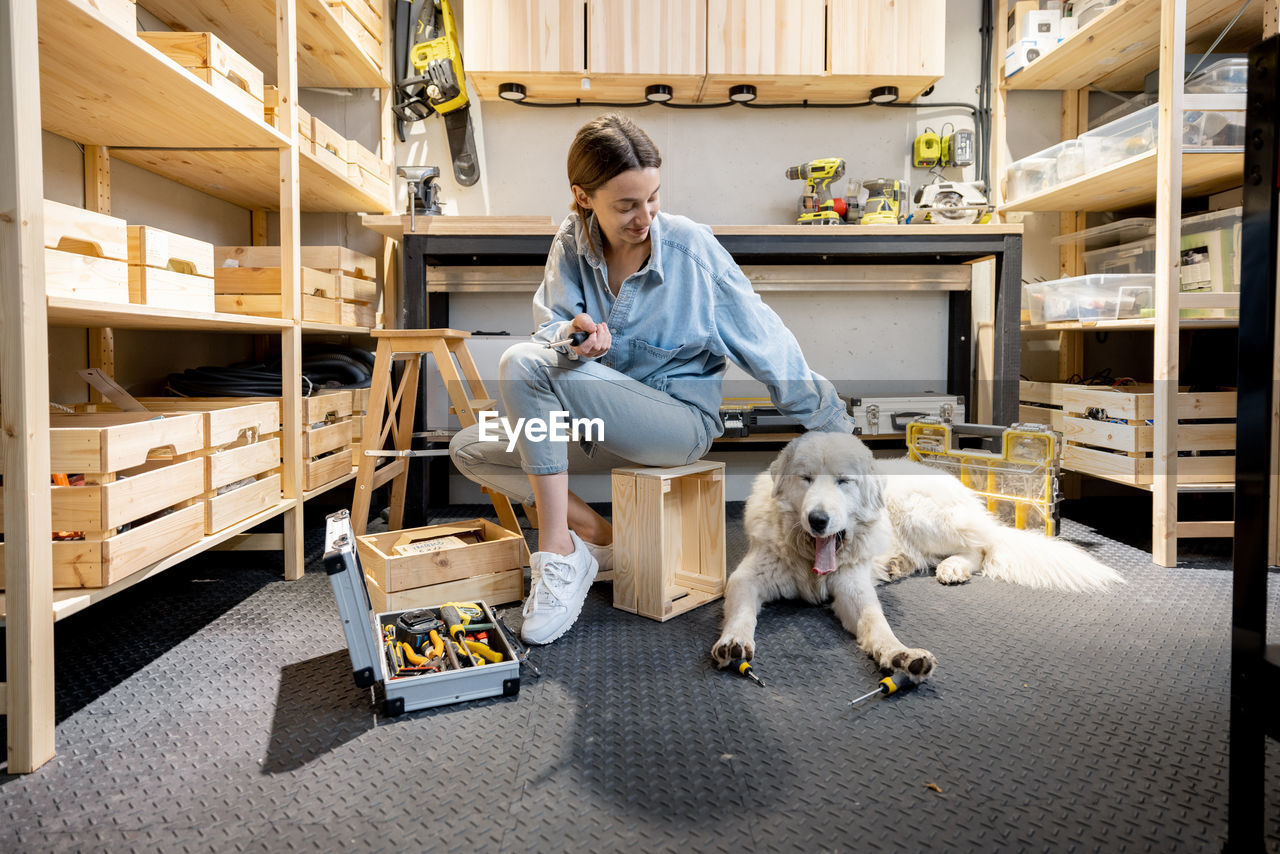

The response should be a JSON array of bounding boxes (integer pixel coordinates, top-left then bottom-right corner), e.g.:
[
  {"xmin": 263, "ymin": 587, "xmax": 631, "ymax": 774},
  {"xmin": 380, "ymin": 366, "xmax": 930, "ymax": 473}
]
[
  {"xmin": 731, "ymin": 659, "xmax": 766, "ymax": 688},
  {"xmin": 847, "ymin": 672, "xmax": 912, "ymax": 707}
]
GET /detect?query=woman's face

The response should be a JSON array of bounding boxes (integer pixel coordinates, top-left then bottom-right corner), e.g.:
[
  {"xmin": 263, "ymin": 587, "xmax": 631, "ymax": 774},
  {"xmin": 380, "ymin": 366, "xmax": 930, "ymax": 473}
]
[{"xmin": 575, "ymin": 167, "xmax": 661, "ymax": 251}]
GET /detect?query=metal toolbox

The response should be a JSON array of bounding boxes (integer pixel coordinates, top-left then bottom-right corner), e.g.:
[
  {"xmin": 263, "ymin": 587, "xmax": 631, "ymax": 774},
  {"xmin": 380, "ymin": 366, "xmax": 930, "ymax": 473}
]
[
  {"xmin": 845, "ymin": 394, "xmax": 964, "ymax": 436},
  {"xmin": 322, "ymin": 510, "xmax": 521, "ymax": 716}
]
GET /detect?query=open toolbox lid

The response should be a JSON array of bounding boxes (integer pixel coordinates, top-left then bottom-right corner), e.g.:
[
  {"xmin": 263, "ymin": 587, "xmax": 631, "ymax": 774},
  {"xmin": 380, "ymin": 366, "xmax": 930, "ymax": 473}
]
[{"xmin": 322, "ymin": 509, "xmax": 381, "ymax": 688}]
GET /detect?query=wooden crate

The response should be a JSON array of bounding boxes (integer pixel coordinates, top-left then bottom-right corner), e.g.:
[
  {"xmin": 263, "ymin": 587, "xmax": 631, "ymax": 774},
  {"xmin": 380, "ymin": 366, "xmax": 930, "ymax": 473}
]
[
  {"xmin": 303, "ymin": 391, "xmax": 355, "ymax": 490},
  {"xmin": 310, "ymin": 117, "xmax": 349, "ymax": 174},
  {"xmin": 138, "ymin": 32, "xmax": 266, "ymax": 125},
  {"xmin": 1019, "ymin": 381, "xmax": 1236, "ymax": 487},
  {"xmin": 338, "ymin": 272, "xmax": 379, "ymax": 328},
  {"xmin": 350, "ymin": 386, "xmax": 371, "ymax": 446},
  {"xmin": 325, "ymin": 0, "xmax": 384, "ymax": 69},
  {"xmin": 213, "ymin": 265, "xmax": 340, "ymax": 323},
  {"xmin": 298, "ymin": 104, "xmax": 313, "ymax": 142},
  {"xmin": 357, "ymin": 518, "xmax": 525, "ymax": 610},
  {"xmin": 110, "ymin": 399, "xmax": 283, "ymax": 534},
  {"xmin": 127, "ymin": 225, "xmax": 215, "ymax": 312},
  {"xmin": 611, "ymin": 460, "xmax": 726, "ymax": 621},
  {"xmin": 347, "ymin": 138, "xmax": 392, "ymax": 183},
  {"xmin": 0, "ymin": 412, "xmax": 209, "ymax": 590},
  {"xmin": 42, "ymin": 199, "xmax": 129, "ymax": 304},
  {"xmin": 216, "ymin": 245, "xmax": 378, "ymax": 279}
]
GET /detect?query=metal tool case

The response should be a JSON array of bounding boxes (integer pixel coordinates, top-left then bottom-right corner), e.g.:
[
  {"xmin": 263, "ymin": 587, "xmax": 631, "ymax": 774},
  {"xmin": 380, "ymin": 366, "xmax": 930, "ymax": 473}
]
[
  {"xmin": 845, "ymin": 394, "xmax": 964, "ymax": 436},
  {"xmin": 322, "ymin": 510, "xmax": 520, "ymax": 715}
]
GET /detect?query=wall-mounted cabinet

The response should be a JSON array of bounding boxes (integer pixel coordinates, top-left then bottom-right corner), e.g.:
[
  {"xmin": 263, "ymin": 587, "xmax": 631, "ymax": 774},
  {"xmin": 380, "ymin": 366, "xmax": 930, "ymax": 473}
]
[{"xmin": 465, "ymin": 0, "xmax": 944, "ymax": 104}]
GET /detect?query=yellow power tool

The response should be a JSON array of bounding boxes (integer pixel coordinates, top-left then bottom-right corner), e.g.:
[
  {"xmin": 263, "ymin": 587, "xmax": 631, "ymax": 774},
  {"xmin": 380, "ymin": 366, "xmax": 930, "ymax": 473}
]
[
  {"xmin": 860, "ymin": 178, "xmax": 907, "ymax": 225},
  {"xmin": 786, "ymin": 158, "xmax": 846, "ymax": 225}
]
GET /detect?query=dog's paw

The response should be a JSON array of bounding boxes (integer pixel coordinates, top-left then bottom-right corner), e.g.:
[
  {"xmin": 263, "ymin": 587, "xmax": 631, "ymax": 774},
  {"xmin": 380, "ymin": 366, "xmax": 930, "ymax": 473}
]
[
  {"xmin": 887, "ymin": 647, "xmax": 938, "ymax": 682},
  {"xmin": 935, "ymin": 556, "xmax": 973, "ymax": 585},
  {"xmin": 878, "ymin": 554, "xmax": 915, "ymax": 582},
  {"xmin": 711, "ymin": 633, "xmax": 755, "ymax": 668}
]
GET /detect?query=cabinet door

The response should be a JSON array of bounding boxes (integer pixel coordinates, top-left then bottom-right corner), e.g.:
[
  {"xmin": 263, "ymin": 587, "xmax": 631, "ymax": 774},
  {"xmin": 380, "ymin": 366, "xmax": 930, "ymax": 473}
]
[
  {"xmin": 828, "ymin": 0, "xmax": 945, "ymax": 79},
  {"xmin": 462, "ymin": 0, "xmax": 586, "ymax": 100},
  {"xmin": 586, "ymin": 0, "xmax": 706, "ymax": 77},
  {"xmin": 707, "ymin": 0, "xmax": 826, "ymax": 76}
]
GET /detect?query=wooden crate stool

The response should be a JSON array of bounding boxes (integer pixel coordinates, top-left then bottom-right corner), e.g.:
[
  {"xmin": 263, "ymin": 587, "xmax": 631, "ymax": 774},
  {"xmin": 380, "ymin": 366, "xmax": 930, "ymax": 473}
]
[
  {"xmin": 350, "ymin": 329, "xmax": 529, "ymax": 566},
  {"xmin": 610, "ymin": 461, "xmax": 726, "ymax": 621}
]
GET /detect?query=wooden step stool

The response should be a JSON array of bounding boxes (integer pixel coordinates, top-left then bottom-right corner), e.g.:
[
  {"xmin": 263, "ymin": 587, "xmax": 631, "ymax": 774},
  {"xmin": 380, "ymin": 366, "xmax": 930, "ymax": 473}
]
[
  {"xmin": 610, "ymin": 460, "xmax": 726, "ymax": 621},
  {"xmin": 350, "ymin": 329, "xmax": 529, "ymax": 566}
]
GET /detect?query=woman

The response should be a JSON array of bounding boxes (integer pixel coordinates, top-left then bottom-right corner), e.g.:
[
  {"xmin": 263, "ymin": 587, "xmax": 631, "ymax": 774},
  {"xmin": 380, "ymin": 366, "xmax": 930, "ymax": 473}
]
[{"xmin": 450, "ymin": 113, "xmax": 853, "ymax": 645}]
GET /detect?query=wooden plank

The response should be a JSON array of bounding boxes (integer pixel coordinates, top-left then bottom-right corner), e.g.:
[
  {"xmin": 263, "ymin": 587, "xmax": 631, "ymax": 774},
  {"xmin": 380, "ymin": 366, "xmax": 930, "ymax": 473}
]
[
  {"xmin": 1176, "ymin": 520, "xmax": 1234, "ymax": 539},
  {"xmin": 136, "ymin": 31, "xmax": 266, "ymax": 100},
  {"xmin": 611, "ymin": 471, "xmax": 638, "ymax": 613},
  {"xmin": 209, "ymin": 533, "xmax": 285, "ymax": 551},
  {"xmin": 304, "ymin": 449, "xmax": 354, "ymax": 491},
  {"xmin": 637, "ymin": 474, "xmax": 668, "ymax": 620},
  {"xmin": 828, "ymin": 0, "xmax": 945, "ymax": 77},
  {"xmin": 50, "ymin": 457, "xmax": 203, "ymax": 530},
  {"xmin": 1, "ymin": 0, "xmax": 56, "ymax": 772},
  {"xmin": 207, "ymin": 437, "xmax": 282, "ymax": 490},
  {"xmin": 1000, "ymin": 150, "xmax": 1244, "ymax": 213},
  {"xmin": 462, "ymin": 0, "xmax": 584, "ymax": 74},
  {"xmin": 363, "ymin": 566, "xmax": 525, "ymax": 611},
  {"xmin": 48, "ymin": 411, "xmax": 205, "ymax": 473},
  {"xmin": 43, "ymin": 198, "xmax": 128, "ymax": 259},
  {"xmin": 44, "ymin": 250, "xmax": 129, "ymax": 303},
  {"xmin": 46, "ymin": 296, "xmax": 289, "ymax": 331},
  {"xmin": 588, "ymin": 0, "xmax": 705, "ymax": 76},
  {"xmin": 356, "ymin": 521, "xmax": 525, "ymax": 593},
  {"xmin": 706, "ymin": 0, "xmax": 825, "ymax": 75},
  {"xmin": 205, "ymin": 473, "xmax": 281, "ymax": 534},
  {"xmin": 303, "ymin": 419, "xmax": 353, "ymax": 458},
  {"xmin": 128, "ymin": 265, "xmax": 214, "ymax": 312}
]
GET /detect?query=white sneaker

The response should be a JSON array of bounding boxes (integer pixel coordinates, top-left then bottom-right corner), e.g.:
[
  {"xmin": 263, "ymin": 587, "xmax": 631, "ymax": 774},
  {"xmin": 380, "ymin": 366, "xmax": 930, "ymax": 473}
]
[
  {"xmin": 521, "ymin": 532, "xmax": 598, "ymax": 645},
  {"xmin": 583, "ymin": 539, "xmax": 613, "ymax": 572}
]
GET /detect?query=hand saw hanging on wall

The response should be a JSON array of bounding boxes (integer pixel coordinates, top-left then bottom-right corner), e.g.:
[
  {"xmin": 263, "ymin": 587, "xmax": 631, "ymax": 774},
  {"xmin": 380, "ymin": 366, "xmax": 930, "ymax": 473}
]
[{"xmin": 392, "ymin": 0, "xmax": 480, "ymax": 186}]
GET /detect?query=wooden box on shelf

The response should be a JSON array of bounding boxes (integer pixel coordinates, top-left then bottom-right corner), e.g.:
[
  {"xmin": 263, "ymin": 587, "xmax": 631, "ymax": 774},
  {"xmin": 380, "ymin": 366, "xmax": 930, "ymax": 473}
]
[
  {"xmin": 0, "ymin": 413, "xmax": 208, "ymax": 590},
  {"xmin": 1019, "ymin": 381, "xmax": 1237, "ymax": 487},
  {"xmin": 127, "ymin": 225, "xmax": 215, "ymax": 313},
  {"xmin": 355, "ymin": 518, "xmax": 526, "ymax": 611},
  {"xmin": 346, "ymin": 139, "xmax": 392, "ymax": 200},
  {"xmin": 42, "ymin": 199, "xmax": 130, "ymax": 304},
  {"xmin": 298, "ymin": 104, "xmax": 314, "ymax": 142},
  {"xmin": 76, "ymin": 399, "xmax": 285, "ymax": 535},
  {"xmin": 310, "ymin": 116, "xmax": 349, "ymax": 174},
  {"xmin": 138, "ymin": 32, "xmax": 267, "ymax": 126},
  {"xmin": 216, "ymin": 245, "xmax": 377, "ymax": 328},
  {"xmin": 302, "ymin": 390, "xmax": 355, "ymax": 491},
  {"xmin": 349, "ymin": 386, "xmax": 371, "ymax": 449},
  {"xmin": 325, "ymin": 0, "xmax": 384, "ymax": 70},
  {"xmin": 611, "ymin": 460, "xmax": 726, "ymax": 621},
  {"xmin": 214, "ymin": 261, "xmax": 340, "ymax": 324}
]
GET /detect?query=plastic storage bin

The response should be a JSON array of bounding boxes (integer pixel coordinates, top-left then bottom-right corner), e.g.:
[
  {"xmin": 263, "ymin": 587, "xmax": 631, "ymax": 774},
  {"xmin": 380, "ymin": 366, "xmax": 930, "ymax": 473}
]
[
  {"xmin": 1023, "ymin": 274, "xmax": 1155, "ymax": 323},
  {"xmin": 1092, "ymin": 93, "xmax": 1157, "ymax": 129},
  {"xmin": 1180, "ymin": 206, "xmax": 1242, "ymax": 294},
  {"xmin": 1006, "ymin": 156, "xmax": 1057, "ymax": 201},
  {"xmin": 1052, "ymin": 217, "xmax": 1156, "ymax": 249},
  {"xmin": 1185, "ymin": 58, "xmax": 1248, "ymax": 94},
  {"xmin": 1083, "ymin": 239, "xmax": 1156, "ymax": 275},
  {"xmin": 1079, "ymin": 106, "xmax": 1157, "ymax": 171}
]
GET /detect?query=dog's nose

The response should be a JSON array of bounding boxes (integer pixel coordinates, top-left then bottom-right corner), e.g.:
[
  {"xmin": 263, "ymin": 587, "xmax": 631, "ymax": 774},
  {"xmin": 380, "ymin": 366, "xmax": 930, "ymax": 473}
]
[{"xmin": 808, "ymin": 510, "xmax": 829, "ymax": 533}]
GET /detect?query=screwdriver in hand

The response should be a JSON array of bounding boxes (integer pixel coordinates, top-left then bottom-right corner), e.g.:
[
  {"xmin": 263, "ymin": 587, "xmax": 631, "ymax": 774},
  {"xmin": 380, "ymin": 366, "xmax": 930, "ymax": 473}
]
[
  {"xmin": 847, "ymin": 672, "xmax": 912, "ymax": 707},
  {"xmin": 731, "ymin": 659, "xmax": 766, "ymax": 688},
  {"xmin": 544, "ymin": 330, "xmax": 589, "ymax": 349}
]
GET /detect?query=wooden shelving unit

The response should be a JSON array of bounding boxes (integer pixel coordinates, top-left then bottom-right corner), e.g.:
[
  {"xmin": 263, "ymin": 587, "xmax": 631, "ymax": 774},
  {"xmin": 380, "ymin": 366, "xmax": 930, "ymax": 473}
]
[
  {"xmin": 0, "ymin": 0, "xmax": 391, "ymax": 773},
  {"xmin": 995, "ymin": 0, "xmax": 1271, "ymax": 568}
]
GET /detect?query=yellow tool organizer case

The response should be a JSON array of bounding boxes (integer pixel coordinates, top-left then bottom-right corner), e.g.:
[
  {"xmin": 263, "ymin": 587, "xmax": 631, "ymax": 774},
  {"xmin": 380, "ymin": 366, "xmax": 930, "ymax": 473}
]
[{"xmin": 906, "ymin": 418, "xmax": 1062, "ymax": 536}]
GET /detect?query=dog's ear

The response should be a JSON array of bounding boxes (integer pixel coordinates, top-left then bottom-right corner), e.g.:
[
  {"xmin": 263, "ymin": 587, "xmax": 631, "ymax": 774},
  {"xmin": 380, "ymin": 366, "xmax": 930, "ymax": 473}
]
[{"xmin": 770, "ymin": 439, "xmax": 795, "ymax": 498}]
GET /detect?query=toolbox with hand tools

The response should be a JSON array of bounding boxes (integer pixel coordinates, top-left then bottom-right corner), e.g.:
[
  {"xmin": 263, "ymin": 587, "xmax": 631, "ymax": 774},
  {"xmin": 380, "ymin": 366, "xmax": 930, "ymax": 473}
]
[
  {"xmin": 845, "ymin": 393, "xmax": 964, "ymax": 436},
  {"xmin": 323, "ymin": 510, "xmax": 521, "ymax": 715}
]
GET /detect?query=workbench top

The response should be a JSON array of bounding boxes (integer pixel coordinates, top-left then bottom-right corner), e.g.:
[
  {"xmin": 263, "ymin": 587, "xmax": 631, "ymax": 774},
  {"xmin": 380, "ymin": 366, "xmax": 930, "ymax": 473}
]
[{"xmin": 360, "ymin": 214, "xmax": 1022, "ymax": 242}]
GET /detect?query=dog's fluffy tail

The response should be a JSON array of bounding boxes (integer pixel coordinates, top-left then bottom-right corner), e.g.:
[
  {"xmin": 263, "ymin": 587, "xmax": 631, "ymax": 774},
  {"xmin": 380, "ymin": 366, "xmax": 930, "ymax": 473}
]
[{"xmin": 980, "ymin": 522, "xmax": 1124, "ymax": 592}]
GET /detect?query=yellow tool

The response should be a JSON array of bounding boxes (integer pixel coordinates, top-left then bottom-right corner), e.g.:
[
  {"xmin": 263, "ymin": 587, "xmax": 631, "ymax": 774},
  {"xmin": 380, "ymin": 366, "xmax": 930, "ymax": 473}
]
[
  {"xmin": 440, "ymin": 604, "xmax": 484, "ymax": 666},
  {"xmin": 408, "ymin": 0, "xmax": 468, "ymax": 117},
  {"xmin": 427, "ymin": 629, "xmax": 444, "ymax": 658},
  {"xmin": 912, "ymin": 128, "xmax": 942, "ymax": 168},
  {"xmin": 847, "ymin": 672, "xmax": 912, "ymax": 706},
  {"xmin": 400, "ymin": 642, "xmax": 431, "ymax": 666},
  {"xmin": 906, "ymin": 418, "xmax": 1061, "ymax": 535},
  {"xmin": 731, "ymin": 659, "xmax": 766, "ymax": 688},
  {"xmin": 785, "ymin": 157, "xmax": 846, "ymax": 225},
  {"xmin": 860, "ymin": 178, "xmax": 907, "ymax": 225},
  {"xmin": 464, "ymin": 639, "xmax": 504, "ymax": 664}
]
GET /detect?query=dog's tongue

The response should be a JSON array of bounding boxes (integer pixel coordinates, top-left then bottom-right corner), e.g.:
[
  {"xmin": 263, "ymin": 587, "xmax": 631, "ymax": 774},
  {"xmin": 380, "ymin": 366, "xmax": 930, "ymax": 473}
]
[{"xmin": 813, "ymin": 534, "xmax": 838, "ymax": 574}]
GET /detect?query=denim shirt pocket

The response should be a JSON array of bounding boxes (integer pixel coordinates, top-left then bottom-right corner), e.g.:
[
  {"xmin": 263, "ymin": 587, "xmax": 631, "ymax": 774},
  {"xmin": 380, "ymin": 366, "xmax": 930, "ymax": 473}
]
[{"xmin": 628, "ymin": 338, "xmax": 703, "ymax": 389}]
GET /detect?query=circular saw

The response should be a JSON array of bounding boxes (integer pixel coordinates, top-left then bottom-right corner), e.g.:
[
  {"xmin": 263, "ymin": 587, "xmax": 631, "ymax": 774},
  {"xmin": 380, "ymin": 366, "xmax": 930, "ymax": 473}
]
[{"xmin": 913, "ymin": 181, "xmax": 990, "ymax": 225}]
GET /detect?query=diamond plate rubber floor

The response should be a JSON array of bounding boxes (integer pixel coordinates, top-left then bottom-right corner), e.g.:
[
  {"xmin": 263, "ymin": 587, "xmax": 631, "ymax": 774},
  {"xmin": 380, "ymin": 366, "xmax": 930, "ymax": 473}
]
[{"xmin": 2, "ymin": 502, "xmax": 1278, "ymax": 853}]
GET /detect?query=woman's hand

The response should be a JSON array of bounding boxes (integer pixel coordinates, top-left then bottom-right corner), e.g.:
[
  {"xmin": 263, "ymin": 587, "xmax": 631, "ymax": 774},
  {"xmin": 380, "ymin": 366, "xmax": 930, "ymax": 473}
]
[{"xmin": 570, "ymin": 313, "xmax": 611, "ymax": 358}]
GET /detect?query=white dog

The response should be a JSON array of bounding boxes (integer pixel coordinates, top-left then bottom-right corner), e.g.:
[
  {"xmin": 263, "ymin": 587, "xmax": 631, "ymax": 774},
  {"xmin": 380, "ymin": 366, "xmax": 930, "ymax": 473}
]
[{"xmin": 711, "ymin": 432, "xmax": 1123, "ymax": 683}]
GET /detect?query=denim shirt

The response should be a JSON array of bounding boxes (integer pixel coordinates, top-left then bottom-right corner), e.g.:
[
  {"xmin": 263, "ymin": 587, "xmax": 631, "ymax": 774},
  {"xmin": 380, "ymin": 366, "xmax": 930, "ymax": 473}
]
[{"xmin": 531, "ymin": 211, "xmax": 856, "ymax": 438}]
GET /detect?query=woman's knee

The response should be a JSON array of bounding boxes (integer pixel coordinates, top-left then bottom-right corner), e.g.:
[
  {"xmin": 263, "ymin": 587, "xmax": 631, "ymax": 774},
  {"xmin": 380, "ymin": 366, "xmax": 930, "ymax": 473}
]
[{"xmin": 497, "ymin": 341, "xmax": 553, "ymax": 383}]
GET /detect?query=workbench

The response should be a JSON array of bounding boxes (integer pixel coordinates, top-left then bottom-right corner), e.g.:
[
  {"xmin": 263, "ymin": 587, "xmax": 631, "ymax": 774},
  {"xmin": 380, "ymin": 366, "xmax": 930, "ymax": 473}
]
[{"xmin": 362, "ymin": 216, "xmax": 1023, "ymax": 518}]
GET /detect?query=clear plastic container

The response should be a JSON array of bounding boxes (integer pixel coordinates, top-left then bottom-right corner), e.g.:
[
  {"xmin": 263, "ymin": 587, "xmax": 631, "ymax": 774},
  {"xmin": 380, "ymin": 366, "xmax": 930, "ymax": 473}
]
[
  {"xmin": 1052, "ymin": 217, "xmax": 1156, "ymax": 249},
  {"xmin": 1083, "ymin": 238, "xmax": 1156, "ymax": 275},
  {"xmin": 1023, "ymin": 274, "xmax": 1155, "ymax": 323},
  {"xmin": 1053, "ymin": 139, "xmax": 1087, "ymax": 182},
  {"xmin": 1092, "ymin": 92, "xmax": 1157, "ymax": 129},
  {"xmin": 1185, "ymin": 58, "xmax": 1248, "ymax": 94},
  {"xmin": 1182, "ymin": 108, "xmax": 1245, "ymax": 148},
  {"xmin": 1074, "ymin": 0, "xmax": 1119, "ymax": 26},
  {"xmin": 1007, "ymin": 156, "xmax": 1057, "ymax": 201},
  {"xmin": 1080, "ymin": 106, "xmax": 1157, "ymax": 171}
]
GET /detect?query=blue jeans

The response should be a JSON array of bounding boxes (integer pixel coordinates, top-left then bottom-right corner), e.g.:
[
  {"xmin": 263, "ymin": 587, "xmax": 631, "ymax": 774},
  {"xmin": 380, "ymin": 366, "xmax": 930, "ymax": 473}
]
[{"xmin": 449, "ymin": 342, "xmax": 712, "ymax": 504}]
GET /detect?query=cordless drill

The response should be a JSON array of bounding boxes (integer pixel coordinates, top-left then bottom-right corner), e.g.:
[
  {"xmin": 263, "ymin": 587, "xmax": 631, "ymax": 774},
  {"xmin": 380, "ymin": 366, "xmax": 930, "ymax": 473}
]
[{"xmin": 785, "ymin": 157, "xmax": 846, "ymax": 225}]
